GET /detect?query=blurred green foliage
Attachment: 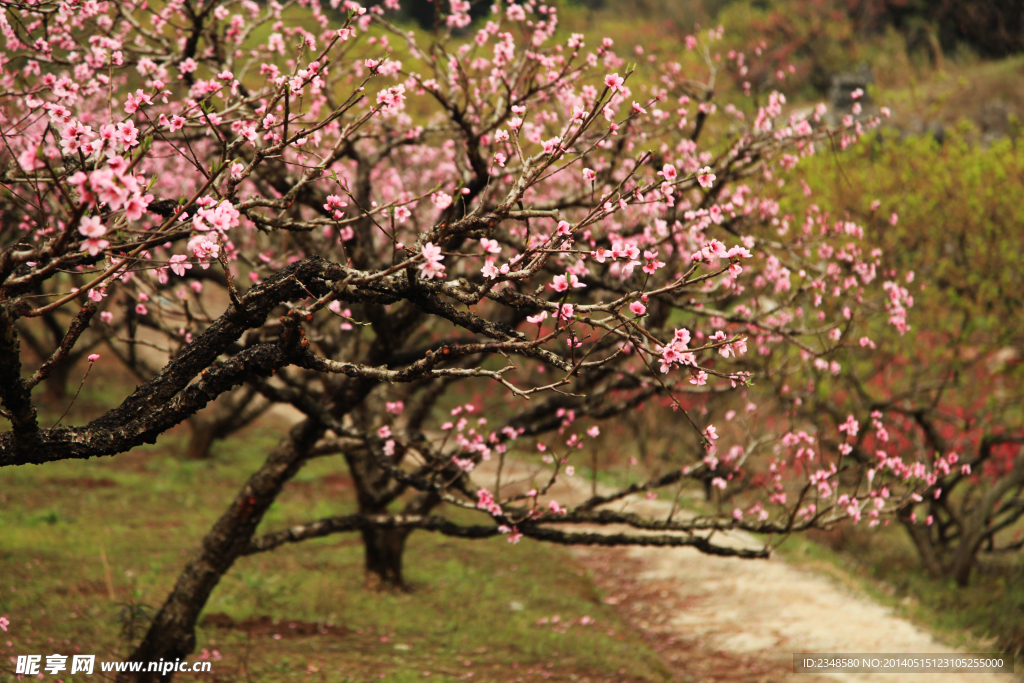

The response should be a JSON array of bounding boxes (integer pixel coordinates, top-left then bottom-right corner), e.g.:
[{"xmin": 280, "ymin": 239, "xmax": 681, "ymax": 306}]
[{"xmin": 795, "ymin": 124, "xmax": 1024, "ymax": 344}]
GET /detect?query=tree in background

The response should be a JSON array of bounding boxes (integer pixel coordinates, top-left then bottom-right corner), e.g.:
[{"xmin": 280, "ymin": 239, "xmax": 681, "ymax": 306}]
[
  {"xmin": 786, "ymin": 128, "xmax": 1024, "ymax": 586},
  {"xmin": 0, "ymin": 0, "xmax": 942, "ymax": 678}
]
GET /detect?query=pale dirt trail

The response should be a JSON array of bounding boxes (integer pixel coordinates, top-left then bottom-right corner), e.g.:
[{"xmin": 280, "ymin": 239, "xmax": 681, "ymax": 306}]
[{"xmin": 474, "ymin": 458, "xmax": 1018, "ymax": 683}]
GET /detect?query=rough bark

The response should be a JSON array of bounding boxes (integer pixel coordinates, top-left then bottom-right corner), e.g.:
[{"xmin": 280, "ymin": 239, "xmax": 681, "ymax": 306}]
[{"xmin": 0, "ymin": 304, "xmax": 41, "ymax": 450}]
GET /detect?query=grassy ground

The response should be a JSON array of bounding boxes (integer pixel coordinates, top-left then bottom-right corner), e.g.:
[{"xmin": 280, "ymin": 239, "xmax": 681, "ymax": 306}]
[{"xmin": 0, "ymin": 390, "xmax": 675, "ymax": 683}]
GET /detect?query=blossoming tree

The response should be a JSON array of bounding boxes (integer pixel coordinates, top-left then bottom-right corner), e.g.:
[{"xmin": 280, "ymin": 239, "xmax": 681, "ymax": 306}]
[
  {"xmin": 0, "ymin": 0, "xmax": 937, "ymax": 677},
  {"xmin": 779, "ymin": 135, "xmax": 1024, "ymax": 588}
]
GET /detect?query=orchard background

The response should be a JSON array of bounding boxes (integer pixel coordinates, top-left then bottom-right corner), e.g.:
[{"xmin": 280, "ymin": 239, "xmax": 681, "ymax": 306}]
[{"xmin": 0, "ymin": 0, "xmax": 1021, "ymax": 680}]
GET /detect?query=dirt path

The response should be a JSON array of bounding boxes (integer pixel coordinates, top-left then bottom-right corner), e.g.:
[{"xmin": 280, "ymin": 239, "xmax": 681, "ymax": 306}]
[{"xmin": 475, "ymin": 458, "xmax": 1018, "ymax": 683}]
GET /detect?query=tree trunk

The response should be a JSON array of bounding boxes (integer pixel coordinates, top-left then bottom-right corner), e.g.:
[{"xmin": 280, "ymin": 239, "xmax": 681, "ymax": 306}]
[
  {"xmin": 43, "ymin": 362, "xmax": 71, "ymax": 403},
  {"xmin": 361, "ymin": 526, "xmax": 411, "ymax": 590},
  {"xmin": 898, "ymin": 512, "xmax": 948, "ymax": 580},
  {"xmin": 181, "ymin": 387, "xmax": 267, "ymax": 460},
  {"xmin": 358, "ymin": 490, "xmax": 441, "ymax": 591},
  {"xmin": 184, "ymin": 419, "xmax": 219, "ymax": 460},
  {"xmin": 949, "ymin": 535, "xmax": 984, "ymax": 587},
  {"xmin": 949, "ymin": 445, "xmax": 1024, "ymax": 587},
  {"xmin": 119, "ymin": 419, "xmax": 324, "ymax": 683}
]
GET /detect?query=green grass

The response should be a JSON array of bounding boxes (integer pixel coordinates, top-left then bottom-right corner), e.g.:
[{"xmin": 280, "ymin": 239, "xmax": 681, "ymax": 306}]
[{"xmin": 0, "ymin": 399, "xmax": 674, "ymax": 682}]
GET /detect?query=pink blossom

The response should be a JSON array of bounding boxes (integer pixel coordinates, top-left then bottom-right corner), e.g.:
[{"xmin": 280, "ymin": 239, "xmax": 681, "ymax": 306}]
[
  {"xmin": 375, "ymin": 84, "xmax": 407, "ymax": 115},
  {"xmin": 124, "ymin": 193, "xmax": 151, "ymax": 221},
  {"xmin": 79, "ymin": 215, "xmax": 106, "ymax": 238},
  {"xmin": 541, "ymin": 136, "xmax": 561, "ymax": 154},
  {"xmin": 418, "ymin": 242, "xmax": 445, "ymax": 279},
  {"xmin": 582, "ymin": 168, "xmax": 596, "ymax": 182},
  {"xmin": 80, "ymin": 238, "xmax": 110, "ymax": 256},
  {"xmin": 123, "ymin": 88, "xmax": 152, "ymax": 114},
  {"xmin": 431, "ymin": 192, "xmax": 453, "ymax": 210},
  {"xmin": 629, "ymin": 301, "xmax": 646, "ymax": 316},
  {"xmin": 481, "ymin": 260, "xmax": 499, "ymax": 279},
  {"xmin": 87, "ymin": 354, "xmax": 100, "ymax": 363},
  {"xmin": 838, "ymin": 414, "xmax": 859, "ymax": 438},
  {"xmin": 117, "ymin": 119, "xmax": 139, "ymax": 148},
  {"xmin": 169, "ymin": 255, "xmax": 192, "ymax": 277},
  {"xmin": 697, "ymin": 166, "xmax": 716, "ymax": 188},
  {"xmin": 550, "ymin": 273, "xmax": 585, "ymax": 292},
  {"xmin": 527, "ymin": 311, "xmax": 548, "ymax": 324},
  {"xmin": 604, "ymin": 73, "xmax": 624, "ymax": 92},
  {"xmin": 188, "ymin": 234, "xmax": 220, "ymax": 263},
  {"xmin": 193, "ymin": 200, "xmax": 240, "ymax": 233},
  {"xmin": 548, "ymin": 500, "xmax": 567, "ymax": 514}
]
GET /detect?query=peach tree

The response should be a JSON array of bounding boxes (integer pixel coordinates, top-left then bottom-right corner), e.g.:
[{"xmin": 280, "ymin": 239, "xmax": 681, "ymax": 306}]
[{"xmin": 0, "ymin": 0, "xmax": 934, "ymax": 676}]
